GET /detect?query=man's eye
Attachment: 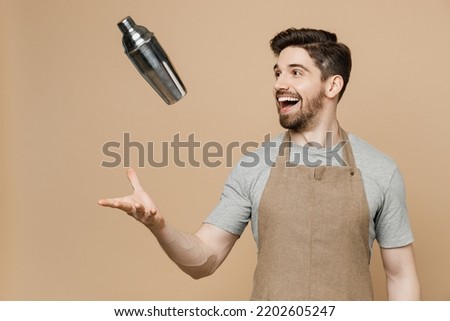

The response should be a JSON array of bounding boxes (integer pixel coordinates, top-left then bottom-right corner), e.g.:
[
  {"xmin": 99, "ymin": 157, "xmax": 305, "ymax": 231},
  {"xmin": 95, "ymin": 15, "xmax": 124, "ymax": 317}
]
[
  {"xmin": 293, "ymin": 70, "xmax": 302, "ymax": 76},
  {"xmin": 274, "ymin": 71, "xmax": 281, "ymax": 78}
]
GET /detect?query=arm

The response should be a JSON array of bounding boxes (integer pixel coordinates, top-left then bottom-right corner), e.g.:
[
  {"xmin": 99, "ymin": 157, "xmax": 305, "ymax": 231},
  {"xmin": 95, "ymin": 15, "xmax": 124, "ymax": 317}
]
[
  {"xmin": 98, "ymin": 168, "xmax": 239, "ymax": 279},
  {"xmin": 154, "ymin": 222, "xmax": 239, "ymax": 279},
  {"xmin": 380, "ymin": 244, "xmax": 421, "ymax": 300}
]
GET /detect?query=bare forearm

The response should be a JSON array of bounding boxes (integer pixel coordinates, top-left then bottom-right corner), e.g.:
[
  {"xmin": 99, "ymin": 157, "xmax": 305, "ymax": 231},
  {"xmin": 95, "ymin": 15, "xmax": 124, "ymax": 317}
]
[
  {"xmin": 150, "ymin": 222, "xmax": 217, "ymax": 279},
  {"xmin": 386, "ymin": 274, "xmax": 421, "ymax": 300}
]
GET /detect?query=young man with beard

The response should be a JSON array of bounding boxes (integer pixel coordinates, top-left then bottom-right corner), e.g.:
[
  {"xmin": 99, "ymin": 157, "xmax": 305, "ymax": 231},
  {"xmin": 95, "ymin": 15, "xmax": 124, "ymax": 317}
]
[{"xmin": 98, "ymin": 28, "xmax": 420, "ymax": 300}]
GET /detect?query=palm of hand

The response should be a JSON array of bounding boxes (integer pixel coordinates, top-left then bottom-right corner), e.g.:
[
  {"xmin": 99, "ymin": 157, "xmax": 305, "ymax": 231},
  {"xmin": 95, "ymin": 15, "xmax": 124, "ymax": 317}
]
[{"xmin": 98, "ymin": 169, "xmax": 162, "ymax": 229}]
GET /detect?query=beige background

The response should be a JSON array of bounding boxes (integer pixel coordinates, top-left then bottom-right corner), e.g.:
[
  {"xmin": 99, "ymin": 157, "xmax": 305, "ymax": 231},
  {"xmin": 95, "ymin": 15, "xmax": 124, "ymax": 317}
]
[{"xmin": 1, "ymin": 0, "xmax": 449, "ymax": 300}]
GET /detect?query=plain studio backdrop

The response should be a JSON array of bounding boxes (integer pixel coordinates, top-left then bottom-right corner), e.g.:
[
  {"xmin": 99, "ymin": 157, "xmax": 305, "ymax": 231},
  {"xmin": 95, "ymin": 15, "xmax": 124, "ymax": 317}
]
[{"xmin": 1, "ymin": 0, "xmax": 449, "ymax": 300}]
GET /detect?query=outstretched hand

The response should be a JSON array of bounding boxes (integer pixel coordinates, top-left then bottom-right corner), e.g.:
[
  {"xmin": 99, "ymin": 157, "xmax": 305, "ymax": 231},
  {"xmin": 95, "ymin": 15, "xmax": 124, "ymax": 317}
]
[{"xmin": 98, "ymin": 168, "xmax": 164, "ymax": 230}]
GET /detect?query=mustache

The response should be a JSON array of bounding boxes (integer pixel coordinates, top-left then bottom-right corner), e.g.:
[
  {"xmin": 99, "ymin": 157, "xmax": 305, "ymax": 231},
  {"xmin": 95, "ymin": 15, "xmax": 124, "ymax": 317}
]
[{"xmin": 275, "ymin": 90, "xmax": 302, "ymax": 100}]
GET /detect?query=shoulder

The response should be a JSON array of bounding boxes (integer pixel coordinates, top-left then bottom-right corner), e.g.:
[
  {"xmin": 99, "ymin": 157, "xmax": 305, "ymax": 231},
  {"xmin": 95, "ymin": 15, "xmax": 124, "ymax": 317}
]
[
  {"xmin": 349, "ymin": 133, "xmax": 398, "ymax": 170},
  {"xmin": 348, "ymin": 133, "xmax": 400, "ymax": 191}
]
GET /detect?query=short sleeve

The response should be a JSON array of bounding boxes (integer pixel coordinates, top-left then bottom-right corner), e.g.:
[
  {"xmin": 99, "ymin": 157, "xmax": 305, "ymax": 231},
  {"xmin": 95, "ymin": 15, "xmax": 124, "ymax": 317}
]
[
  {"xmin": 203, "ymin": 162, "xmax": 252, "ymax": 236},
  {"xmin": 375, "ymin": 167, "xmax": 414, "ymax": 248}
]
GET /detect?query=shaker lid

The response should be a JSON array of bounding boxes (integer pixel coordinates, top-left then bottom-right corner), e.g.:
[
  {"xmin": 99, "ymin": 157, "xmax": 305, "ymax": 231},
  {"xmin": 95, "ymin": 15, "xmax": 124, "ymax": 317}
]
[{"xmin": 117, "ymin": 16, "xmax": 136, "ymax": 34}]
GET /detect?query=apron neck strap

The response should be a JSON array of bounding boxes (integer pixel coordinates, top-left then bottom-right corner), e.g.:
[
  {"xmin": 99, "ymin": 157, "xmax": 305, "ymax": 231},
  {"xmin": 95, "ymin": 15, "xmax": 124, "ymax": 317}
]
[
  {"xmin": 277, "ymin": 127, "xmax": 357, "ymax": 168},
  {"xmin": 338, "ymin": 127, "xmax": 357, "ymax": 168}
]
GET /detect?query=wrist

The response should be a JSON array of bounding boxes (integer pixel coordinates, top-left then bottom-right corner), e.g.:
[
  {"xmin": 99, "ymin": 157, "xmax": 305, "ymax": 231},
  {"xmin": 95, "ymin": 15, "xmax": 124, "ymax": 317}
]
[{"xmin": 148, "ymin": 218, "xmax": 171, "ymax": 241}]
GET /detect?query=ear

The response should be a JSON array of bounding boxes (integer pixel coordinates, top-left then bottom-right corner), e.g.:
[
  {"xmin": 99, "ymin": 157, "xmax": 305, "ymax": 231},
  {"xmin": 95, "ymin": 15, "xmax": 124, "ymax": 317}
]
[{"xmin": 324, "ymin": 75, "xmax": 344, "ymax": 100}]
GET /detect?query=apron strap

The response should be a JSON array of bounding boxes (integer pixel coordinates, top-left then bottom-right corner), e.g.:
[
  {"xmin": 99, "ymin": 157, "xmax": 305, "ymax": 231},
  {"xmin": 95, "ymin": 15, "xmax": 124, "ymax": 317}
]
[
  {"xmin": 276, "ymin": 127, "xmax": 357, "ymax": 168},
  {"xmin": 338, "ymin": 127, "xmax": 357, "ymax": 168}
]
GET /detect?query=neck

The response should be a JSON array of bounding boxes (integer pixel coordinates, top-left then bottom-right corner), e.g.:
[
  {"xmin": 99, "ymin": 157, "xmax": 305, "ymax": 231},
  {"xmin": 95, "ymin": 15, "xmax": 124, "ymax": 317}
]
[{"xmin": 289, "ymin": 111, "xmax": 341, "ymax": 148}]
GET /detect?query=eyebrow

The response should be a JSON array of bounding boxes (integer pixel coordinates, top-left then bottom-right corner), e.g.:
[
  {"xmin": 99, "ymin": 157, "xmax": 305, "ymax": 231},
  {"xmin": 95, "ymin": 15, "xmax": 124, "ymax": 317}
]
[{"xmin": 273, "ymin": 63, "xmax": 311, "ymax": 73}]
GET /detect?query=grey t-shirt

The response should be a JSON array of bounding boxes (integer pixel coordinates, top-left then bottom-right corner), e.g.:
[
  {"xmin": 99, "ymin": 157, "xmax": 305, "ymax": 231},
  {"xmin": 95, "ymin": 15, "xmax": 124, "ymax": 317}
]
[{"xmin": 204, "ymin": 132, "xmax": 414, "ymax": 253}]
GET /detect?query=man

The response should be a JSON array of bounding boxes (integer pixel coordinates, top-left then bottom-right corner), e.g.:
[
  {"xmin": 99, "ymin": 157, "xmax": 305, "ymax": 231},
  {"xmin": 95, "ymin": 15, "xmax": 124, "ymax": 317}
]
[{"xmin": 98, "ymin": 28, "xmax": 420, "ymax": 300}]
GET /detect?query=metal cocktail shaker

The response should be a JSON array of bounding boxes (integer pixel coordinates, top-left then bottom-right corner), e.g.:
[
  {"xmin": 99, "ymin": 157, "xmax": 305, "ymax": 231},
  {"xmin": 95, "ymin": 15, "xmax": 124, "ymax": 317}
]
[{"xmin": 117, "ymin": 16, "xmax": 187, "ymax": 105}]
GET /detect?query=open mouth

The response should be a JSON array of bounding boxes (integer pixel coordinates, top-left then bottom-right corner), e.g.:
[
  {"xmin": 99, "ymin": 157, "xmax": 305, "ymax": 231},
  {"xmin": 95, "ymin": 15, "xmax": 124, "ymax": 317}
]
[{"xmin": 277, "ymin": 95, "xmax": 301, "ymax": 113}]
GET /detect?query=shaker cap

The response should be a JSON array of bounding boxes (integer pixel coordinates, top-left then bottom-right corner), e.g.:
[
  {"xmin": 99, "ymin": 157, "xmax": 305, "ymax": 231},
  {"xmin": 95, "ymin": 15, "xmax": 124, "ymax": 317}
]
[{"xmin": 117, "ymin": 16, "xmax": 136, "ymax": 34}]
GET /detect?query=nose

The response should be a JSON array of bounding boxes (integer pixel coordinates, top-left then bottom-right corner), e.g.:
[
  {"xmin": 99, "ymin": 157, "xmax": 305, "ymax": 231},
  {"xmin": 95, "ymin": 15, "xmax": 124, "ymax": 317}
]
[{"xmin": 274, "ymin": 73, "xmax": 289, "ymax": 91}]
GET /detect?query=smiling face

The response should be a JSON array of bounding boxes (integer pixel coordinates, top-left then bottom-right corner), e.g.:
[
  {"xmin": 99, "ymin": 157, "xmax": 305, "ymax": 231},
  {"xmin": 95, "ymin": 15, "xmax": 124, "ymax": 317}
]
[{"xmin": 273, "ymin": 46, "xmax": 326, "ymax": 131}]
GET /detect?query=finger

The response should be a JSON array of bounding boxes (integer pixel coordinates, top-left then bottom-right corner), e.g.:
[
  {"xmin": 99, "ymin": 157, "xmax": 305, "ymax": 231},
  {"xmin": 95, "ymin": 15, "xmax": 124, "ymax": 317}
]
[
  {"xmin": 98, "ymin": 198, "xmax": 124, "ymax": 207},
  {"xmin": 134, "ymin": 203, "xmax": 146, "ymax": 216},
  {"xmin": 138, "ymin": 207, "xmax": 158, "ymax": 225},
  {"xmin": 114, "ymin": 201, "xmax": 134, "ymax": 214},
  {"xmin": 98, "ymin": 198, "xmax": 118, "ymax": 207},
  {"xmin": 126, "ymin": 168, "xmax": 143, "ymax": 192},
  {"xmin": 99, "ymin": 198, "xmax": 134, "ymax": 213}
]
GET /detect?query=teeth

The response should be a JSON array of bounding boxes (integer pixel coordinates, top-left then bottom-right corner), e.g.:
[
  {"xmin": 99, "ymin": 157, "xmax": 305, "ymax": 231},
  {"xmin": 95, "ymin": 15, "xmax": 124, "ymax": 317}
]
[{"xmin": 278, "ymin": 96, "xmax": 299, "ymax": 102}]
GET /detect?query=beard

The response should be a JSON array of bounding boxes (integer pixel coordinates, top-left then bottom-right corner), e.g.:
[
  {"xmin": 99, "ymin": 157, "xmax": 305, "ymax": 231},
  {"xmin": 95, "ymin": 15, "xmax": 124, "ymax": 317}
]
[{"xmin": 278, "ymin": 90, "xmax": 325, "ymax": 131}]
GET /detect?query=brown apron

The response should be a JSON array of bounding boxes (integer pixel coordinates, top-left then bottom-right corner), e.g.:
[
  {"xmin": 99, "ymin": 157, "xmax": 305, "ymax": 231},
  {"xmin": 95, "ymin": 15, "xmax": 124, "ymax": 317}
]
[{"xmin": 251, "ymin": 128, "xmax": 373, "ymax": 300}]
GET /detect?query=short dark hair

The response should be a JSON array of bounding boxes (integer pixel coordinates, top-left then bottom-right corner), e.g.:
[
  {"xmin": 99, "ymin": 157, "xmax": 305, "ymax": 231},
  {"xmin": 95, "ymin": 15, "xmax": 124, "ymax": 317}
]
[{"xmin": 270, "ymin": 28, "xmax": 352, "ymax": 101}]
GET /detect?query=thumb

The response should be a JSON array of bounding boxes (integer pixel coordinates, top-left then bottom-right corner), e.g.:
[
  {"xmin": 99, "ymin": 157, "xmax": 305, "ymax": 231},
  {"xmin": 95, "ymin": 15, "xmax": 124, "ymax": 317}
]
[{"xmin": 126, "ymin": 168, "xmax": 143, "ymax": 191}]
